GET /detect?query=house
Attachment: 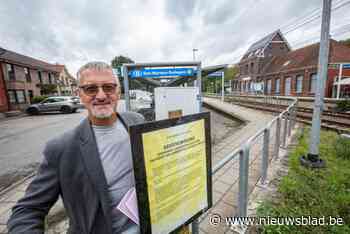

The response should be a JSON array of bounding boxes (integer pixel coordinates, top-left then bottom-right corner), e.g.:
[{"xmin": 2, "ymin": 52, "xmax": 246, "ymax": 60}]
[
  {"xmin": 0, "ymin": 47, "xmax": 59, "ymax": 112},
  {"xmin": 232, "ymin": 30, "xmax": 350, "ymax": 98},
  {"xmin": 232, "ymin": 30, "xmax": 291, "ymax": 93},
  {"xmin": 52, "ymin": 64, "xmax": 77, "ymax": 96}
]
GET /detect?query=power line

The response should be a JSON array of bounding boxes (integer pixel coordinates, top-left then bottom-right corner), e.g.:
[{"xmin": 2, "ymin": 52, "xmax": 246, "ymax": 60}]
[
  {"xmin": 279, "ymin": 0, "xmax": 345, "ymax": 32},
  {"xmin": 283, "ymin": 0, "xmax": 350, "ymax": 35}
]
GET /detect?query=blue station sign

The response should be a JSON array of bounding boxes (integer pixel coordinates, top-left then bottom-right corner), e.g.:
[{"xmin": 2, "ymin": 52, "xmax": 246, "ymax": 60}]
[
  {"xmin": 129, "ymin": 68, "xmax": 195, "ymax": 78},
  {"xmin": 343, "ymin": 64, "xmax": 350, "ymax": 69},
  {"xmin": 207, "ymin": 71, "xmax": 223, "ymax": 77}
]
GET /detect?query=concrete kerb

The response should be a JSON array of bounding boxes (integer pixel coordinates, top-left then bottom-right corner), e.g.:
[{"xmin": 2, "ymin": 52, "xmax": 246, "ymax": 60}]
[{"xmin": 0, "ymin": 172, "xmax": 36, "ymax": 198}]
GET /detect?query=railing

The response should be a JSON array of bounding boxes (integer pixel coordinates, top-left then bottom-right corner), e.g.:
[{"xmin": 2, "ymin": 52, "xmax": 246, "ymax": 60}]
[{"xmin": 191, "ymin": 94, "xmax": 298, "ymax": 233}]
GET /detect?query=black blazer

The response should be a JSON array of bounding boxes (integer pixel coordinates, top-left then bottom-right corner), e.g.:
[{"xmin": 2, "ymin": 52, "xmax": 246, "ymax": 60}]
[{"xmin": 7, "ymin": 112, "xmax": 144, "ymax": 234}]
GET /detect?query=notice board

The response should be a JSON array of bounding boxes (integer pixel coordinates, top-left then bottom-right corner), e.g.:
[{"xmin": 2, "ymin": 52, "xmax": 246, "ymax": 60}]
[{"xmin": 129, "ymin": 112, "xmax": 212, "ymax": 234}]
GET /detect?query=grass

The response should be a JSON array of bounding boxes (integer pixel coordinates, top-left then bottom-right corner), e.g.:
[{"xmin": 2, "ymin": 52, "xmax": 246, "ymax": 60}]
[{"xmin": 256, "ymin": 129, "xmax": 350, "ymax": 234}]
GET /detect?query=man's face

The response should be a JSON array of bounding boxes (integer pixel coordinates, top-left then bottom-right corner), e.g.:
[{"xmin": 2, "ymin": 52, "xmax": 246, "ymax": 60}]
[{"xmin": 79, "ymin": 69, "xmax": 119, "ymax": 120}]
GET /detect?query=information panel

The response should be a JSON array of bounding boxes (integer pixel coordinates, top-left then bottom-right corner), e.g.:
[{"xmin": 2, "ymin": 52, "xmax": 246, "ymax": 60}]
[{"xmin": 129, "ymin": 112, "xmax": 212, "ymax": 234}]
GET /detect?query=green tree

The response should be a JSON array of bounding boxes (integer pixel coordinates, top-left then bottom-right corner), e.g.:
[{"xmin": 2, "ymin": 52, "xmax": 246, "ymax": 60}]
[
  {"xmin": 111, "ymin": 55, "xmax": 135, "ymax": 93},
  {"xmin": 340, "ymin": 38, "xmax": 350, "ymax": 48}
]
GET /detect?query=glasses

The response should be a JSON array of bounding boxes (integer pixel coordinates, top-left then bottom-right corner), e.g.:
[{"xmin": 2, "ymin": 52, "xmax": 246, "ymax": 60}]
[{"xmin": 79, "ymin": 83, "xmax": 118, "ymax": 96}]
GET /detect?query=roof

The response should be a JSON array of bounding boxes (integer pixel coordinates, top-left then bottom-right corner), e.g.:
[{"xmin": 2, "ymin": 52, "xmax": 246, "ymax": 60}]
[
  {"xmin": 241, "ymin": 30, "xmax": 291, "ymax": 61},
  {"xmin": 0, "ymin": 47, "xmax": 58, "ymax": 73},
  {"xmin": 261, "ymin": 39, "xmax": 350, "ymax": 75}
]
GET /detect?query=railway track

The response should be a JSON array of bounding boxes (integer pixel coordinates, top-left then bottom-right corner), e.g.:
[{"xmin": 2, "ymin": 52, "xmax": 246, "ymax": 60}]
[{"xmin": 222, "ymin": 97, "xmax": 350, "ymax": 133}]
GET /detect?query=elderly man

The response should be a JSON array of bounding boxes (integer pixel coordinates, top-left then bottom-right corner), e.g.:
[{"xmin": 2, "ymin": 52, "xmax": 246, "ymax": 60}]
[{"xmin": 7, "ymin": 62, "xmax": 143, "ymax": 234}]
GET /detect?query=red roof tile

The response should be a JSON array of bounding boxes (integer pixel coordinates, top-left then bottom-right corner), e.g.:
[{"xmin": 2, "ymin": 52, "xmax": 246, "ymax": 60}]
[
  {"xmin": 261, "ymin": 40, "xmax": 350, "ymax": 75},
  {"xmin": 0, "ymin": 47, "xmax": 58, "ymax": 73}
]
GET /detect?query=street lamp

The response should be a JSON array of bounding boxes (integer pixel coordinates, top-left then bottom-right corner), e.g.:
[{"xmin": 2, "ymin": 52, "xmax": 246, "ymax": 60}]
[{"xmin": 193, "ymin": 48, "xmax": 198, "ymax": 61}]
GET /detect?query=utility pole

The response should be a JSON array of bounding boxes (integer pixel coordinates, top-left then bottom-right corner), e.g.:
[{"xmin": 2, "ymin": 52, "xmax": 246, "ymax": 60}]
[
  {"xmin": 300, "ymin": 0, "xmax": 331, "ymax": 168},
  {"xmin": 192, "ymin": 48, "xmax": 198, "ymax": 61}
]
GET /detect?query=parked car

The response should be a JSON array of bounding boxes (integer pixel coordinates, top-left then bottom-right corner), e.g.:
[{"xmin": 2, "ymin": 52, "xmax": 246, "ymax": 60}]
[{"xmin": 26, "ymin": 96, "xmax": 81, "ymax": 115}]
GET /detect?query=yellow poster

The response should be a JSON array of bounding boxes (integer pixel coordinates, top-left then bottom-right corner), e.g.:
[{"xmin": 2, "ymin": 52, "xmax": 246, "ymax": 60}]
[{"xmin": 142, "ymin": 119, "xmax": 208, "ymax": 234}]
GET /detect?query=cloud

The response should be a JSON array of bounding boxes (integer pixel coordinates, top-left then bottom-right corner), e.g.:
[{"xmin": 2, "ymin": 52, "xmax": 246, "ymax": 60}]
[{"xmin": 0, "ymin": 0, "xmax": 348, "ymax": 76}]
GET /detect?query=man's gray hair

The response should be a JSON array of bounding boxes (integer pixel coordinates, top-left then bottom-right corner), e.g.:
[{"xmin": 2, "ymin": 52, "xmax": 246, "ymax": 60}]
[{"xmin": 76, "ymin": 61, "xmax": 120, "ymax": 86}]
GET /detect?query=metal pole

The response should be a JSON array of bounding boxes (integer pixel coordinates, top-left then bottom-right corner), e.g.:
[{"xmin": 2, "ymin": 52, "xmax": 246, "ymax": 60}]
[
  {"xmin": 238, "ymin": 147, "xmax": 249, "ymax": 217},
  {"xmin": 274, "ymin": 117, "xmax": 281, "ymax": 158},
  {"xmin": 221, "ymin": 71, "xmax": 225, "ymax": 102},
  {"xmin": 197, "ymin": 63, "xmax": 202, "ymax": 112},
  {"xmin": 191, "ymin": 219, "xmax": 199, "ymax": 234},
  {"xmin": 193, "ymin": 48, "xmax": 198, "ymax": 61},
  {"xmin": 288, "ymin": 109, "xmax": 292, "ymax": 137},
  {"xmin": 305, "ymin": 0, "xmax": 331, "ymax": 167},
  {"xmin": 336, "ymin": 63, "xmax": 343, "ymax": 99},
  {"xmin": 282, "ymin": 114, "xmax": 288, "ymax": 148},
  {"xmin": 261, "ymin": 128, "xmax": 270, "ymax": 184},
  {"xmin": 122, "ymin": 66, "xmax": 130, "ymax": 111}
]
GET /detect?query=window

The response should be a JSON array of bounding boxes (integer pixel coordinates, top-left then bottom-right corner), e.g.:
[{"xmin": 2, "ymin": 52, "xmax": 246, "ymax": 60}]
[
  {"xmin": 7, "ymin": 90, "xmax": 26, "ymax": 104},
  {"xmin": 275, "ymin": 78, "xmax": 280, "ymax": 94},
  {"xmin": 310, "ymin": 73, "xmax": 317, "ymax": 93},
  {"xmin": 285, "ymin": 77, "xmax": 291, "ymax": 95},
  {"xmin": 16, "ymin": 90, "xmax": 26, "ymax": 103},
  {"xmin": 38, "ymin": 71, "xmax": 42, "ymax": 83},
  {"xmin": 245, "ymin": 64, "xmax": 249, "ymax": 74},
  {"xmin": 250, "ymin": 62, "xmax": 254, "ymax": 73},
  {"xmin": 6, "ymin": 64, "xmax": 15, "ymax": 80},
  {"xmin": 8, "ymin": 90, "xmax": 16, "ymax": 103},
  {"xmin": 24, "ymin": 67, "xmax": 31, "ymax": 82},
  {"xmin": 296, "ymin": 75, "xmax": 303, "ymax": 93},
  {"xmin": 267, "ymin": 80, "xmax": 272, "ymax": 94},
  {"xmin": 48, "ymin": 73, "xmax": 52, "ymax": 84}
]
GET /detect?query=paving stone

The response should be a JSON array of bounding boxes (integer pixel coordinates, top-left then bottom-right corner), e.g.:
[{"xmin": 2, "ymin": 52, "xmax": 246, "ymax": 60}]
[
  {"xmin": 217, "ymin": 170, "xmax": 239, "ymax": 186},
  {"xmin": 0, "ymin": 209, "xmax": 11, "ymax": 225},
  {"xmin": 3, "ymin": 190, "xmax": 25, "ymax": 202},
  {"xmin": 213, "ymin": 180, "xmax": 231, "ymax": 194},
  {"xmin": 222, "ymin": 184, "xmax": 239, "ymax": 207},
  {"xmin": 0, "ymin": 224, "xmax": 7, "ymax": 234},
  {"xmin": 212, "ymin": 191, "xmax": 224, "ymax": 205},
  {"xmin": 199, "ymin": 201, "xmax": 235, "ymax": 234},
  {"xmin": 0, "ymin": 201, "xmax": 14, "ymax": 217}
]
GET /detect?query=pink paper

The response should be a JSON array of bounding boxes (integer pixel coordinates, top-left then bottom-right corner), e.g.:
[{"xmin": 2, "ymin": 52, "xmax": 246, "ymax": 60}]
[{"xmin": 117, "ymin": 187, "xmax": 139, "ymax": 225}]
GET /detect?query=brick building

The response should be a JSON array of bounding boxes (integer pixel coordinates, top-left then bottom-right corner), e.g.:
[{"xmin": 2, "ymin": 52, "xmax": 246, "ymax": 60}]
[
  {"xmin": 232, "ymin": 30, "xmax": 350, "ymax": 98},
  {"xmin": 52, "ymin": 64, "xmax": 77, "ymax": 96},
  {"xmin": 0, "ymin": 47, "xmax": 59, "ymax": 112}
]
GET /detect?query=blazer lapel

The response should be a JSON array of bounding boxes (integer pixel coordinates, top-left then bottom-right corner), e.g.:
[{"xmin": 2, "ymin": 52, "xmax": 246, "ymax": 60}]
[{"xmin": 78, "ymin": 118, "xmax": 113, "ymax": 234}]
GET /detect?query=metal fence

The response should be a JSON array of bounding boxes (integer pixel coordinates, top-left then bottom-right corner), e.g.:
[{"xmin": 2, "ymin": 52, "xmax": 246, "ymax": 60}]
[{"xmin": 191, "ymin": 95, "xmax": 298, "ymax": 233}]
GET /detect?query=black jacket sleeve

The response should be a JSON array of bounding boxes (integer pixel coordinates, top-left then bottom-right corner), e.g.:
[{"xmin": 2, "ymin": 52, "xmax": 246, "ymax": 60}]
[{"xmin": 7, "ymin": 141, "xmax": 61, "ymax": 234}]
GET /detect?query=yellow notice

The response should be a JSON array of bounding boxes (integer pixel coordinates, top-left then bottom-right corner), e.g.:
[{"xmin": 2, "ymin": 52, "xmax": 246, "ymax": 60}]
[{"xmin": 142, "ymin": 119, "xmax": 208, "ymax": 234}]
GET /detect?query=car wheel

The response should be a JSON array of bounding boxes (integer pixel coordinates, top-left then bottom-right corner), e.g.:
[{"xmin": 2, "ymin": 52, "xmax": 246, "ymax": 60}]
[
  {"xmin": 27, "ymin": 107, "xmax": 39, "ymax": 115},
  {"xmin": 61, "ymin": 106, "xmax": 72, "ymax": 114}
]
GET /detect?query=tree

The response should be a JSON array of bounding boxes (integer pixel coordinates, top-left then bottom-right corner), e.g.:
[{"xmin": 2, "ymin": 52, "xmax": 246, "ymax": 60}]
[
  {"xmin": 111, "ymin": 55, "xmax": 134, "ymax": 68},
  {"xmin": 111, "ymin": 55, "xmax": 135, "ymax": 93},
  {"xmin": 340, "ymin": 38, "xmax": 350, "ymax": 48}
]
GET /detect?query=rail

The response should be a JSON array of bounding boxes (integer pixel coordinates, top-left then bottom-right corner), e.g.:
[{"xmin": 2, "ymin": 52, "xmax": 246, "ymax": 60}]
[{"xmin": 191, "ymin": 95, "xmax": 298, "ymax": 233}]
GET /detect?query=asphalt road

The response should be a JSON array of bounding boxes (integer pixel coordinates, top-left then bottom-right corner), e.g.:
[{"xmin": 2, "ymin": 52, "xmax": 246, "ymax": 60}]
[{"xmin": 0, "ymin": 101, "xmax": 241, "ymax": 191}]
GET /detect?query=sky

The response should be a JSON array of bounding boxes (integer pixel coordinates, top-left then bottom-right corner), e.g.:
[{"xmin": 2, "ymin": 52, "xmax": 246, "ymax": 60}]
[{"xmin": 1, "ymin": 0, "xmax": 349, "ymax": 76}]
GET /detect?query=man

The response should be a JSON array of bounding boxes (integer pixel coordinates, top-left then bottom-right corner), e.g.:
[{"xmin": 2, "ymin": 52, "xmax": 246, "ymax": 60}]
[{"xmin": 7, "ymin": 61, "xmax": 144, "ymax": 234}]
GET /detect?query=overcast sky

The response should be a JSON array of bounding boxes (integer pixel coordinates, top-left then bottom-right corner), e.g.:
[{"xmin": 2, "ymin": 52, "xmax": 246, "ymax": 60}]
[{"xmin": 1, "ymin": 0, "xmax": 349, "ymax": 76}]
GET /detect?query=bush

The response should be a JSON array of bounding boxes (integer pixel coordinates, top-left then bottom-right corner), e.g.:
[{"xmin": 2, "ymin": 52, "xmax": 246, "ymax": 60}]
[
  {"xmin": 334, "ymin": 136, "xmax": 350, "ymax": 160},
  {"xmin": 31, "ymin": 95, "xmax": 48, "ymax": 104}
]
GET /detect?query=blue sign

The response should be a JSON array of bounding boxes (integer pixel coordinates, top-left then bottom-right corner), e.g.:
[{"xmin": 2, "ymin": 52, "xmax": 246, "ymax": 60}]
[
  {"xmin": 343, "ymin": 64, "xmax": 350, "ymax": 69},
  {"xmin": 207, "ymin": 71, "xmax": 223, "ymax": 77},
  {"xmin": 129, "ymin": 68, "xmax": 194, "ymax": 78}
]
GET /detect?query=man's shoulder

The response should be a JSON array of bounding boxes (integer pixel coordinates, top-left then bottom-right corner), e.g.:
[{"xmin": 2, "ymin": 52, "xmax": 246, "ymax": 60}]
[{"xmin": 44, "ymin": 120, "xmax": 85, "ymax": 159}]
